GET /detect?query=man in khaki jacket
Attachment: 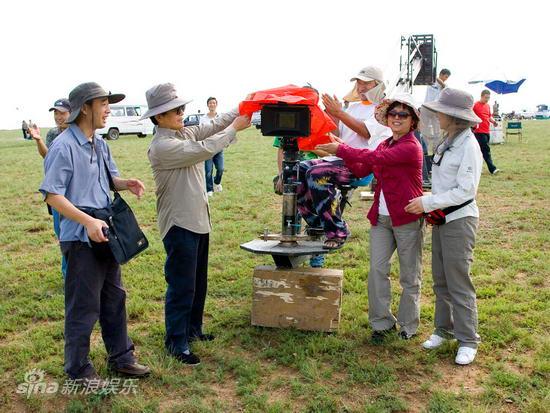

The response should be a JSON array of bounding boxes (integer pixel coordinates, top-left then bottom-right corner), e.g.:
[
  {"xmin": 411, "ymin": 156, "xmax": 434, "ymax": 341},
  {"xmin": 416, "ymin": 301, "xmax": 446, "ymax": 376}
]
[{"xmin": 141, "ymin": 83, "xmax": 250, "ymax": 365}]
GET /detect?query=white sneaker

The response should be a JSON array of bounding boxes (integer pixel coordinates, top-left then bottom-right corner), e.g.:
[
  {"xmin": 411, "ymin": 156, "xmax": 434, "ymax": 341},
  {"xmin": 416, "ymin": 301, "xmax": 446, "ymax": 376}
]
[
  {"xmin": 213, "ymin": 184, "xmax": 223, "ymax": 193},
  {"xmin": 455, "ymin": 347, "xmax": 477, "ymax": 365},
  {"xmin": 207, "ymin": 191, "xmax": 214, "ymax": 197},
  {"xmin": 422, "ymin": 334, "xmax": 447, "ymax": 349}
]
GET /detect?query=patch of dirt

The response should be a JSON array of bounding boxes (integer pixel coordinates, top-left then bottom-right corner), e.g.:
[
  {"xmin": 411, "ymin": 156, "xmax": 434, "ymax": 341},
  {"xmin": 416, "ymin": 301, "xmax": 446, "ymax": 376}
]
[{"xmin": 435, "ymin": 361, "xmax": 487, "ymax": 396}]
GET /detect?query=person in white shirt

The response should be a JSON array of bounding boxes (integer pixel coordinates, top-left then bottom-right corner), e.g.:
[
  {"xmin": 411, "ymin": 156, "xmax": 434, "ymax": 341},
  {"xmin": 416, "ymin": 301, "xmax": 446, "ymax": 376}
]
[
  {"xmin": 420, "ymin": 69, "xmax": 451, "ymax": 170},
  {"xmin": 405, "ymin": 88, "xmax": 483, "ymax": 366},
  {"xmin": 201, "ymin": 97, "xmax": 224, "ymax": 196},
  {"xmin": 296, "ymin": 66, "xmax": 392, "ymax": 249}
]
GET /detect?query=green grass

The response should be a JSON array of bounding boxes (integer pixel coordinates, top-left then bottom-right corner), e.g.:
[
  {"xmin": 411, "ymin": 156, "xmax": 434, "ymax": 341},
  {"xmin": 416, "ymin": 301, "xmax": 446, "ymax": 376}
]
[{"xmin": 0, "ymin": 122, "xmax": 549, "ymax": 412}]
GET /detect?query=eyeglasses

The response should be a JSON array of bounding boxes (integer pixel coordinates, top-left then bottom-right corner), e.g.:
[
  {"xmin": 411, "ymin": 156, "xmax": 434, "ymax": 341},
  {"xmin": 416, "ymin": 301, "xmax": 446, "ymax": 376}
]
[
  {"xmin": 387, "ymin": 110, "xmax": 412, "ymax": 119},
  {"xmin": 172, "ymin": 105, "xmax": 185, "ymax": 115}
]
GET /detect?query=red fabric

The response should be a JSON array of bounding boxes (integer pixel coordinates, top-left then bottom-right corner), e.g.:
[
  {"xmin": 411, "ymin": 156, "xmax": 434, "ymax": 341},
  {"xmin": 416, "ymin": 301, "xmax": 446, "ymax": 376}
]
[
  {"xmin": 239, "ymin": 85, "xmax": 336, "ymax": 150},
  {"xmin": 473, "ymin": 101, "xmax": 492, "ymax": 133},
  {"xmin": 336, "ymin": 132, "xmax": 423, "ymax": 227}
]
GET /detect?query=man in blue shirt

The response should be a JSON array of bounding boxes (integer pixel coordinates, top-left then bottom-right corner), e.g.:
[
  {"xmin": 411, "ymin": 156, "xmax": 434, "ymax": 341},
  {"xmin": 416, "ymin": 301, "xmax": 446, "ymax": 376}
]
[{"xmin": 39, "ymin": 82, "xmax": 150, "ymax": 383}]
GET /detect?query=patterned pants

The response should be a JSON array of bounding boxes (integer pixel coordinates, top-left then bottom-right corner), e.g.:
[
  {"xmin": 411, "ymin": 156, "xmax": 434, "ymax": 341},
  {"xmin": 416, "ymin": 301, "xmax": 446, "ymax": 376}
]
[{"xmin": 296, "ymin": 158, "xmax": 353, "ymax": 241}]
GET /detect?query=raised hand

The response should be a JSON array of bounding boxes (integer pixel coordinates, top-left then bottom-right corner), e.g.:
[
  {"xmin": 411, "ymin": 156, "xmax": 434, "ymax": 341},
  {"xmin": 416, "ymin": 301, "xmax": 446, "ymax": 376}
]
[{"xmin": 232, "ymin": 115, "xmax": 251, "ymax": 131}]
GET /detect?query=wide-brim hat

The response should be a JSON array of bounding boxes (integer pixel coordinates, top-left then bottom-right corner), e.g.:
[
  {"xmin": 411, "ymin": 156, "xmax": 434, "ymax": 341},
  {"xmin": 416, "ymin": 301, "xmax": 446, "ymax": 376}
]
[
  {"xmin": 375, "ymin": 93, "xmax": 420, "ymax": 126},
  {"xmin": 67, "ymin": 82, "xmax": 125, "ymax": 123},
  {"xmin": 422, "ymin": 88, "xmax": 481, "ymax": 124},
  {"xmin": 140, "ymin": 83, "xmax": 192, "ymax": 120}
]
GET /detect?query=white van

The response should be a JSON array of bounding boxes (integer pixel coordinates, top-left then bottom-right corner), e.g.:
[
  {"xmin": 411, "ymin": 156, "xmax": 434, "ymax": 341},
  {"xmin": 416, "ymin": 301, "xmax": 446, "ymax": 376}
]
[{"xmin": 97, "ymin": 105, "xmax": 154, "ymax": 140}]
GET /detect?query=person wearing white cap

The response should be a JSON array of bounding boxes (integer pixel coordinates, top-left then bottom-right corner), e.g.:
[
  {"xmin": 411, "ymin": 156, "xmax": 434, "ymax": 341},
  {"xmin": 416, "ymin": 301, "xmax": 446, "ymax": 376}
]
[
  {"xmin": 142, "ymin": 83, "xmax": 250, "ymax": 365},
  {"xmin": 405, "ymin": 88, "xmax": 483, "ymax": 365},
  {"xmin": 296, "ymin": 66, "xmax": 392, "ymax": 249}
]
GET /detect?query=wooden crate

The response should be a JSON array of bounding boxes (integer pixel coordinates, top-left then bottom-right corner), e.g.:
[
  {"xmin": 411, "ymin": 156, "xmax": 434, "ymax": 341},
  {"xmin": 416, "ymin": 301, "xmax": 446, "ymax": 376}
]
[{"xmin": 251, "ymin": 265, "xmax": 343, "ymax": 332}]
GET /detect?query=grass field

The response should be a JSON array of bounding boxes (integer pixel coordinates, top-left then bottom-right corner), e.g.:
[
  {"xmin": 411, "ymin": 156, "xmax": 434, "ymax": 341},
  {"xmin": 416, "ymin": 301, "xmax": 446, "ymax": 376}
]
[{"xmin": 0, "ymin": 122, "xmax": 549, "ymax": 413}]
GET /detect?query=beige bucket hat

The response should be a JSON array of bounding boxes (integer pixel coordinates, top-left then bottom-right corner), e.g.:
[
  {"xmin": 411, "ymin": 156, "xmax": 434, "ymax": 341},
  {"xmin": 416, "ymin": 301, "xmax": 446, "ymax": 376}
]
[
  {"xmin": 422, "ymin": 88, "xmax": 481, "ymax": 124},
  {"xmin": 140, "ymin": 83, "xmax": 192, "ymax": 120}
]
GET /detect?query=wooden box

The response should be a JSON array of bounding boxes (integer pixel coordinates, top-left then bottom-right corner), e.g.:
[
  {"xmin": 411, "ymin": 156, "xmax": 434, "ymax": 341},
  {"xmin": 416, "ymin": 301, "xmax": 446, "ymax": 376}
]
[{"xmin": 251, "ymin": 265, "xmax": 343, "ymax": 332}]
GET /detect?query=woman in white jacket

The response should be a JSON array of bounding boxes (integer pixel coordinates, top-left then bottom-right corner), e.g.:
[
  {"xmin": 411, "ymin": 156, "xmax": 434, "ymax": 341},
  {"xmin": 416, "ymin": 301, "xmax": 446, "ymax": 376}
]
[{"xmin": 405, "ymin": 88, "xmax": 483, "ymax": 365}]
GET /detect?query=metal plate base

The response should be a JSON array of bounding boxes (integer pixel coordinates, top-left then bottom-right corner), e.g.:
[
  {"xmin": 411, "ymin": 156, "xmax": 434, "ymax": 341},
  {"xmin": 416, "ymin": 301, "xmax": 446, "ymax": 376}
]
[{"xmin": 240, "ymin": 239, "xmax": 329, "ymax": 269}]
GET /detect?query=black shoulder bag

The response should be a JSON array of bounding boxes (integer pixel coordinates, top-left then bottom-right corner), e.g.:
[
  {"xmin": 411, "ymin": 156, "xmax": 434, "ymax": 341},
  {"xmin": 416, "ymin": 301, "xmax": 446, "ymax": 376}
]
[{"xmin": 80, "ymin": 156, "xmax": 149, "ymax": 264}]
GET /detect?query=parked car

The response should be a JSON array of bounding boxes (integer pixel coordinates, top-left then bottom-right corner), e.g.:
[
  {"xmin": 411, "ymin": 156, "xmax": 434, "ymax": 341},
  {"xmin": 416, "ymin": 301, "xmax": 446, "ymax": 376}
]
[
  {"xmin": 97, "ymin": 105, "xmax": 154, "ymax": 140},
  {"xmin": 184, "ymin": 113, "xmax": 204, "ymax": 126}
]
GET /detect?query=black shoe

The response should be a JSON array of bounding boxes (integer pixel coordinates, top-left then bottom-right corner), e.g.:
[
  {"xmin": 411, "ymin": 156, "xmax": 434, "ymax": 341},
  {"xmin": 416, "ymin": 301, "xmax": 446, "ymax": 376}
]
[
  {"xmin": 189, "ymin": 333, "xmax": 215, "ymax": 343},
  {"xmin": 371, "ymin": 325, "xmax": 396, "ymax": 344},
  {"xmin": 109, "ymin": 361, "xmax": 151, "ymax": 377},
  {"xmin": 398, "ymin": 331, "xmax": 416, "ymax": 340},
  {"xmin": 172, "ymin": 352, "xmax": 201, "ymax": 366}
]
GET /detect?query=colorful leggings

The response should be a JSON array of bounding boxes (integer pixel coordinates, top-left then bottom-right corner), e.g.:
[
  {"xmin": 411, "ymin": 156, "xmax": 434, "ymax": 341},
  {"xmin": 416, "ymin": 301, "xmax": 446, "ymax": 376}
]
[{"xmin": 296, "ymin": 158, "xmax": 354, "ymax": 241}]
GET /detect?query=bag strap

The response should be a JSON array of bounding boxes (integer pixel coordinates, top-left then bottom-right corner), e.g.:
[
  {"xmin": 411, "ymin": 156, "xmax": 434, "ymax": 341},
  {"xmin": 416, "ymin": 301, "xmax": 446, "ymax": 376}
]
[
  {"xmin": 99, "ymin": 146, "xmax": 118, "ymax": 195},
  {"xmin": 441, "ymin": 199, "xmax": 474, "ymax": 215}
]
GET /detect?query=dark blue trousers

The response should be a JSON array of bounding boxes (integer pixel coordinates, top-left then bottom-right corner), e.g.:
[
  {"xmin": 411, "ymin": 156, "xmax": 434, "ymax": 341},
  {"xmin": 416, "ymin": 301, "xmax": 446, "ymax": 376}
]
[
  {"xmin": 162, "ymin": 225, "xmax": 209, "ymax": 355},
  {"xmin": 61, "ymin": 241, "xmax": 135, "ymax": 379},
  {"xmin": 204, "ymin": 151, "xmax": 224, "ymax": 192}
]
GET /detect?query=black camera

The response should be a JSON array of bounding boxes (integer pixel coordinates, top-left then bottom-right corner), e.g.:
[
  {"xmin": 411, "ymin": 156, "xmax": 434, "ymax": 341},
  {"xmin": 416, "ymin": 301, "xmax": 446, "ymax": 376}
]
[{"xmin": 260, "ymin": 104, "xmax": 311, "ymax": 137}]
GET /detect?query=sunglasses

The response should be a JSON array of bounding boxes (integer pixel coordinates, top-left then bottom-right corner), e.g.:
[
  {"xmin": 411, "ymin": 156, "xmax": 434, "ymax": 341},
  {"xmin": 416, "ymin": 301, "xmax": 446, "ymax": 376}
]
[
  {"xmin": 387, "ymin": 110, "xmax": 412, "ymax": 119},
  {"xmin": 172, "ymin": 105, "xmax": 186, "ymax": 115}
]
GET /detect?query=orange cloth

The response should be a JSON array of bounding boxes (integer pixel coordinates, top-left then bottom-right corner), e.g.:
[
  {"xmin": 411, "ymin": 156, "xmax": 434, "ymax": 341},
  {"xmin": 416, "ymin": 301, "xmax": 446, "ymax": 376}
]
[{"xmin": 239, "ymin": 85, "xmax": 336, "ymax": 150}]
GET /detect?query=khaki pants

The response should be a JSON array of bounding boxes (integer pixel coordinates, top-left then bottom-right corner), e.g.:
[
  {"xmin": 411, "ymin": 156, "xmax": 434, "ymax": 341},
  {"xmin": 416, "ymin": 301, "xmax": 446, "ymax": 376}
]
[
  {"xmin": 368, "ymin": 216, "xmax": 424, "ymax": 335},
  {"xmin": 432, "ymin": 216, "xmax": 480, "ymax": 349}
]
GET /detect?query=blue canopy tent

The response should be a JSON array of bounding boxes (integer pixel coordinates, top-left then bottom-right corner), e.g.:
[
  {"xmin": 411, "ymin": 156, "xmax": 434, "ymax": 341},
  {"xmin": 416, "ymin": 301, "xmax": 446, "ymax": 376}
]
[{"xmin": 468, "ymin": 76, "xmax": 527, "ymax": 144}]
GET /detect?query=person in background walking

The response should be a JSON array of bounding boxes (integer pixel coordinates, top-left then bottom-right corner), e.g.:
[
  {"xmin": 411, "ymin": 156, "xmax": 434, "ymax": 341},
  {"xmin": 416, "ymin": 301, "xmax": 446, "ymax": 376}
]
[
  {"xmin": 202, "ymin": 97, "xmax": 225, "ymax": 197},
  {"xmin": 473, "ymin": 89, "xmax": 500, "ymax": 174}
]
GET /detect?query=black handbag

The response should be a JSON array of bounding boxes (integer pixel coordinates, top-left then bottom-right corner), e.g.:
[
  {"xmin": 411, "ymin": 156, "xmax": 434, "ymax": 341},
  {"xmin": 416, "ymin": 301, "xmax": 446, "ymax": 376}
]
[{"xmin": 79, "ymin": 157, "xmax": 149, "ymax": 264}]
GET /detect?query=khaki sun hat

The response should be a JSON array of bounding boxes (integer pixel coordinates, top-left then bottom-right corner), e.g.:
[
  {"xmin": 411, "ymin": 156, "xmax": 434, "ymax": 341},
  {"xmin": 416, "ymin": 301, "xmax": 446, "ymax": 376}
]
[
  {"xmin": 140, "ymin": 83, "xmax": 192, "ymax": 120},
  {"xmin": 422, "ymin": 88, "xmax": 481, "ymax": 124}
]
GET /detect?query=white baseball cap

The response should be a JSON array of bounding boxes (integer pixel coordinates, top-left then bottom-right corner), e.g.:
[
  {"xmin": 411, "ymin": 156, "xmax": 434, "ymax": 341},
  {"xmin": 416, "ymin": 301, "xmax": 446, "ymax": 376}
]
[{"xmin": 350, "ymin": 66, "xmax": 384, "ymax": 83}]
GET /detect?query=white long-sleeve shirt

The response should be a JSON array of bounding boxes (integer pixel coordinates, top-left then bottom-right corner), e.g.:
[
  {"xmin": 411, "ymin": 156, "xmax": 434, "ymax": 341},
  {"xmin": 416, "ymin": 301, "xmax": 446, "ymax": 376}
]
[
  {"xmin": 421, "ymin": 128, "xmax": 483, "ymax": 223},
  {"xmin": 339, "ymin": 102, "xmax": 392, "ymax": 150}
]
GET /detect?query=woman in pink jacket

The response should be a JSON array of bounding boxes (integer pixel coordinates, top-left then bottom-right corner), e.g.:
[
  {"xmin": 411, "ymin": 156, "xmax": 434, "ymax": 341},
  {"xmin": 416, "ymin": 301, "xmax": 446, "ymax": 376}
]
[{"xmin": 317, "ymin": 94, "xmax": 424, "ymax": 342}]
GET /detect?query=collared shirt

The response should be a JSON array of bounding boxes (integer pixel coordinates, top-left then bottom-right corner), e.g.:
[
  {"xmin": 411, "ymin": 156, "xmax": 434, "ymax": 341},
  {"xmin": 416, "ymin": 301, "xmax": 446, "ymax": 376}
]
[
  {"xmin": 337, "ymin": 131, "xmax": 424, "ymax": 227},
  {"xmin": 421, "ymin": 82, "xmax": 445, "ymax": 139},
  {"xmin": 46, "ymin": 127, "xmax": 63, "ymax": 148},
  {"xmin": 421, "ymin": 129, "xmax": 483, "ymax": 223},
  {"xmin": 424, "ymin": 81, "xmax": 443, "ymax": 103},
  {"xmin": 148, "ymin": 110, "xmax": 238, "ymax": 239},
  {"xmin": 39, "ymin": 124, "xmax": 119, "ymax": 242},
  {"xmin": 199, "ymin": 113, "xmax": 219, "ymax": 124},
  {"xmin": 339, "ymin": 101, "xmax": 392, "ymax": 150}
]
